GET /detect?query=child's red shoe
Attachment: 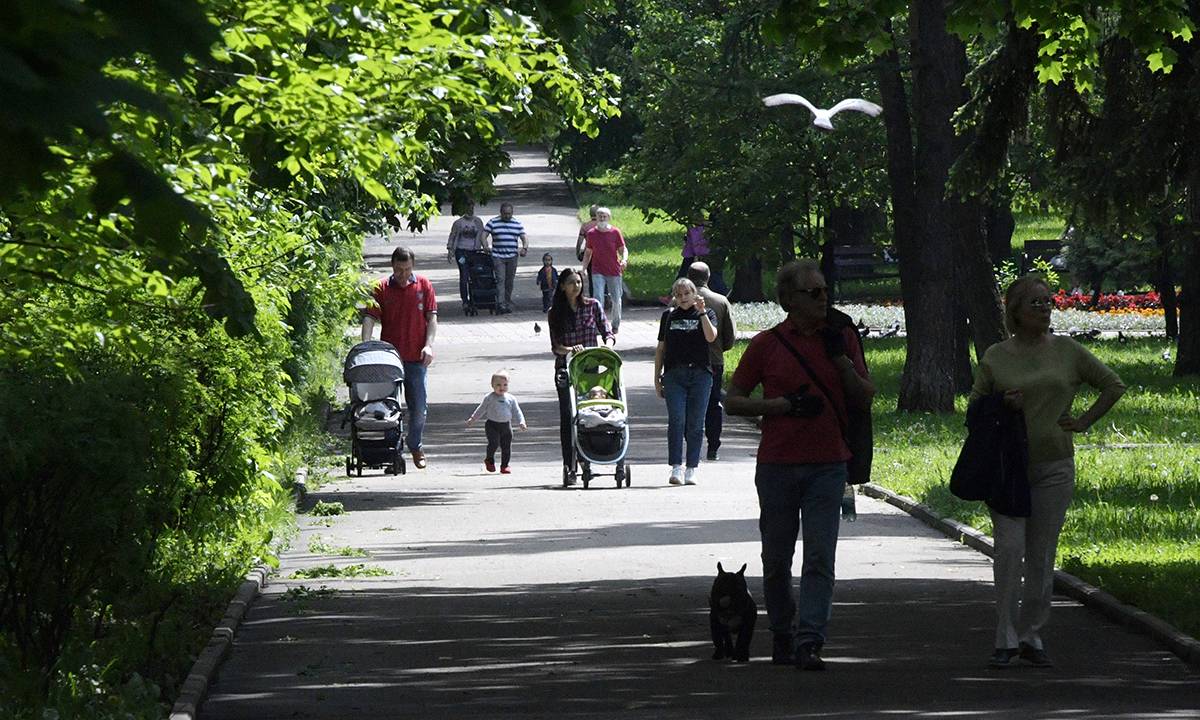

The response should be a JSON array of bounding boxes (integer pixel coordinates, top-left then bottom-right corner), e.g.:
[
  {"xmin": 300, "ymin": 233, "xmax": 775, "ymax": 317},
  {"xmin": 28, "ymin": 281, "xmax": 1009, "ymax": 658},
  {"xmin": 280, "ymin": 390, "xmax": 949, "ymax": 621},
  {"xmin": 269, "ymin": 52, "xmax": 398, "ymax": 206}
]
[
  {"xmin": 500, "ymin": 466, "xmax": 512, "ymax": 474},
  {"xmin": 485, "ymin": 459, "xmax": 496, "ymax": 472}
]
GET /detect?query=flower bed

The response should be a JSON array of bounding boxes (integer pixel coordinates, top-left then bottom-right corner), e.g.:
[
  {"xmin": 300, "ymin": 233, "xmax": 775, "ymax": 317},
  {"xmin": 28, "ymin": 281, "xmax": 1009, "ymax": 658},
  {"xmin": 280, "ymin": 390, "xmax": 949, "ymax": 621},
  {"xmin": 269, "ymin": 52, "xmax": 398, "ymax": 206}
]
[
  {"xmin": 733, "ymin": 302, "xmax": 1167, "ymax": 333},
  {"xmin": 1054, "ymin": 289, "xmax": 1162, "ymax": 311}
]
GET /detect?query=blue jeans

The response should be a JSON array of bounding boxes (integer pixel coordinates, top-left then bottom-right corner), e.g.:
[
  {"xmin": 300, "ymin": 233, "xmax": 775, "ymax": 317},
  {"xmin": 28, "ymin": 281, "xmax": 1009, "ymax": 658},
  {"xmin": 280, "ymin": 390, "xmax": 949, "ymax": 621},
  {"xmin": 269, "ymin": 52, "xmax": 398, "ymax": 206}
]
[
  {"xmin": 705, "ymin": 364, "xmax": 724, "ymax": 452},
  {"xmin": 591, "ymin": 273, "xmax": 623, "ymax": 331},
  {"xmin": 402, "ymin": 361, "xmax": 428, "ymax": 451},
  {"xmin": 755, "ymin": 462, "xmax": 847, "ymax": 649},
  {"xmin": 662, "ymin": 365, "xmax": 712, "ymax": 468}
]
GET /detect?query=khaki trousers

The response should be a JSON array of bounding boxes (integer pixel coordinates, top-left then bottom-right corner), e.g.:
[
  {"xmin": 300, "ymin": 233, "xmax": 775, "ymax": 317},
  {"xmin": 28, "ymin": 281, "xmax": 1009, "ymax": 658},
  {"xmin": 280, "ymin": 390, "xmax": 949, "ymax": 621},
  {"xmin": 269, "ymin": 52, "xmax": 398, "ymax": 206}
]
[{"xmin": 990, "ymin": 457, "xmax": 1075, "ymax": 650}]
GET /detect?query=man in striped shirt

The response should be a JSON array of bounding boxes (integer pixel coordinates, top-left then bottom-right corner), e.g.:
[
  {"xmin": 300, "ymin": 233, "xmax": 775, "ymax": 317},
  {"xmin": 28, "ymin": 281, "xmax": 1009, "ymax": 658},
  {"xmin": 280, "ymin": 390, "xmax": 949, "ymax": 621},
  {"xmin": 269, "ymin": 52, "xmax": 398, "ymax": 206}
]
[{"xmin": 483, "ymin": 202, "xmax": 528, "ymax": 314}]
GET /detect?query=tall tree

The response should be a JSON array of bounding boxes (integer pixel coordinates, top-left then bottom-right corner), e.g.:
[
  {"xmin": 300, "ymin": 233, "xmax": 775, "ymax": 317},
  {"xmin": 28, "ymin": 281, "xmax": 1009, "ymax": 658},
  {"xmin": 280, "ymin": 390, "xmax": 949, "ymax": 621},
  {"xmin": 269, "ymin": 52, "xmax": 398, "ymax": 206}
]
[
  {"xmin": 955, "ymin": 5, "xmax": 1198, "ymax": 375},
  {"xmin": 621, "ymin": 0, "xmax": 889, "ymax": 300}
]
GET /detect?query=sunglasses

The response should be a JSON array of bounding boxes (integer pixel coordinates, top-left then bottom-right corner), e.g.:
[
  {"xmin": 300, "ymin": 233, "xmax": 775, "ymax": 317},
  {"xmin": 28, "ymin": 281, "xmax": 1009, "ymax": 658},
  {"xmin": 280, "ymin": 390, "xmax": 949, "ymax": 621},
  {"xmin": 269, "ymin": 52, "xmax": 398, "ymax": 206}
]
[{"xmin": 796, "ymin": 286, "xmax": 828, "ymax": 299}]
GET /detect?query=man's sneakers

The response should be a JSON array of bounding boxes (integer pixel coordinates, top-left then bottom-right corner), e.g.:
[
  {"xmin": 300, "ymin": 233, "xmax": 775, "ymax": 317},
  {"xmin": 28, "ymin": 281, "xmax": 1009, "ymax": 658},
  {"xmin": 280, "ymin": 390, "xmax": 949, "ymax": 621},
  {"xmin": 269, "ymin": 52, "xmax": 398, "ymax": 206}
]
[
  {"xmin": 411, "ymin": 449, "xmax": 426, "ymax": 469},
  {"xmin": 795, "ymin": 643, "xmax": 826, "ymax": 671},
  {"xmin": 668, "ymin": 465, "xmax": 683, "ymax": 485},
  {"xmin": 774, "ymin": 635, "xmax": 825, "ymax": 671},
  {"xmin": 1019, "ymin": 642, "xmax": 1053, "ymax": 668},
  {"xmin": 706, "ymin": 446, "xmax": 720, "ymax": 461},
  {"xmin": 683, "ymin": 466, "xmax": 697, "ymax": 485},
  {"xmin": 484, "ymin": 459, "xmax": 496, "ymax": 473},
  {"xmin": 500, "ymin": 466, "xmax": 512, "ymax": 474},
  {"xmin": 988, "ymin": 647, "xmax": 1019, "ymax": 668},
  {"xmin": 988, "ymin": 644, "xmax": 1053, "ymax": 668}
]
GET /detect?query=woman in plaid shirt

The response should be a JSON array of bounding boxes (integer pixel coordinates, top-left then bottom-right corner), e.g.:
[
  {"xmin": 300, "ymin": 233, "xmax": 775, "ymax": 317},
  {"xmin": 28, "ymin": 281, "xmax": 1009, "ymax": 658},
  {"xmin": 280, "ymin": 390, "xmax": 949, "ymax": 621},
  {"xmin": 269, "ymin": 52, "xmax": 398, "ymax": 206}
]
[{"xmin": 548, "ymin": 268, "xmax": 615, "ymax": 485}]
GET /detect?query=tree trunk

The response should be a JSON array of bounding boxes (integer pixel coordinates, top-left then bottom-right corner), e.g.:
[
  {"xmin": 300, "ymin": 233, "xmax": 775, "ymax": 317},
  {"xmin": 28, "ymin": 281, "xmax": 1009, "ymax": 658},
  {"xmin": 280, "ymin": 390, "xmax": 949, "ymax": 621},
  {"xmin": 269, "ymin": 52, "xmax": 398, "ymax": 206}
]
[
  {"xmin": 985, "ymin": 201, "xmax": 1016, "ymax": 265},
  {"xmin": 1154, "ymin": 221, "xmax": 1179, "ymax": 339},
  {"xmin": 935, "ymin": 31, "xmax": 1008, "ymax": 364},
  {"xmin": 779, "ymin": 225, "xmax": 796, "ymax": 264},
  {"xmin": 888, "ymin": 0, "xmax": 965, "ymax": 412},
  {"xmin": 729, "ymin": 256, "xmax": 765, "ymax": 303},
  {"xmin": 954, "ymin": 195, "xmax": 1009, "ymax": 360},
  {"xmin": 1177, "ymin": 157, "xmax": 1200, "ymax": 376}
]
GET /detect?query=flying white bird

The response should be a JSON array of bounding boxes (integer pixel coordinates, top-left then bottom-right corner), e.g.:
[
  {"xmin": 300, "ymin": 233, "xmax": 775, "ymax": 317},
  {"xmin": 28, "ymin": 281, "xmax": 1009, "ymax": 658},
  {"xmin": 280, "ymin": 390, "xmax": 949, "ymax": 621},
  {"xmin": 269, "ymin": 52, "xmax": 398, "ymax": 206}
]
[{"xmin": 762, "ymin": 94, "xmax": 883, "ymax": 130}]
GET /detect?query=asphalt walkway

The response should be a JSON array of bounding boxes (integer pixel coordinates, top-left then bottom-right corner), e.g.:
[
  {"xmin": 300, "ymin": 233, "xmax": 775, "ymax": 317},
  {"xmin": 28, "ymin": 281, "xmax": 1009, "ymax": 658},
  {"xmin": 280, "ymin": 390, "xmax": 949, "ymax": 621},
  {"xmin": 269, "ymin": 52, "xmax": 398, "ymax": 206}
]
[{"xmin": 200, "ymin": 146, "xmax": 1199, "ymax": 719}]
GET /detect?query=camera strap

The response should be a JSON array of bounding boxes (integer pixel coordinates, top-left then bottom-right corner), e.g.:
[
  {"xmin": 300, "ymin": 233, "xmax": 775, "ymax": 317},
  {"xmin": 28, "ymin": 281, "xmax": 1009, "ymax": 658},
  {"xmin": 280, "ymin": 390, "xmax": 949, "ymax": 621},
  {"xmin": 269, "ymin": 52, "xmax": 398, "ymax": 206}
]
[{"xmin": 769, "ymin": 328, "xmax": 848, "ymax": 435}]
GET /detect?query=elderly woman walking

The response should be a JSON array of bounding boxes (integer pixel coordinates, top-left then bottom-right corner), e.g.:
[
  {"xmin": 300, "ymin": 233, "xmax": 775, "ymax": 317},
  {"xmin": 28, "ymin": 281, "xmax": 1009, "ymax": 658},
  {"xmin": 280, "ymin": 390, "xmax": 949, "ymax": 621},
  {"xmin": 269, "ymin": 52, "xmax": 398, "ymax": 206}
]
[{"xmin": 972, "ymin": 274, "xmax": 1125, "ymax": 669}]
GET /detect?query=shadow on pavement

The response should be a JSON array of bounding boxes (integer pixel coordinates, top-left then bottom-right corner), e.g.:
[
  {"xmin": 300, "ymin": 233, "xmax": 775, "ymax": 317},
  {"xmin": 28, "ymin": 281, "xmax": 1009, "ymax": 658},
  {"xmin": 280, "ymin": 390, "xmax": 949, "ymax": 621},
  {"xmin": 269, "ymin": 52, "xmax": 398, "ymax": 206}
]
[{"xmin": 202, "ymin": 576, "xmax": 1199, "ymax": 720}]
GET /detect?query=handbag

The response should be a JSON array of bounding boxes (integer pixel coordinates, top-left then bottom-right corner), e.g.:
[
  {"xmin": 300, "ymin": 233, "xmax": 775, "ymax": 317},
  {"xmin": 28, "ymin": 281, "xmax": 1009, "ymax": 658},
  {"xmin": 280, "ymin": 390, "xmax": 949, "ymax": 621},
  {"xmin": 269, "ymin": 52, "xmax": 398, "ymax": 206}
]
[{"xmin": 770, "ymin": 326, "xmax": 874, "ymax": 485}]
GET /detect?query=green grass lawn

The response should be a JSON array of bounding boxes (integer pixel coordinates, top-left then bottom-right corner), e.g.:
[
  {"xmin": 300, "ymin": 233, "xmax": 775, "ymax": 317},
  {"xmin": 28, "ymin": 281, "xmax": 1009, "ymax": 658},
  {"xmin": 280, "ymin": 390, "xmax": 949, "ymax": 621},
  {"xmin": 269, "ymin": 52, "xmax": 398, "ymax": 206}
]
[
  {"xmin": 723, "ymin": 336, "xmax": 1200, "ymax": 638},
  {"xmin": 1012, "ymin": 212, "xmax": 1067, "ymax": 249}
]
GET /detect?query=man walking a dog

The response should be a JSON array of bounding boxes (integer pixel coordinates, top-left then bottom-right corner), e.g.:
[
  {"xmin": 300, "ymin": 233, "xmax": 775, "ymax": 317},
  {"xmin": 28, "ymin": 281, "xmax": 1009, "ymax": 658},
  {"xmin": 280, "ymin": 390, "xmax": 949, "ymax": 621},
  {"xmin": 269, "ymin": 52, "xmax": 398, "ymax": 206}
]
[{"xmin": 725, "ymin": 259, "xmax": 873, "ymax": 671}]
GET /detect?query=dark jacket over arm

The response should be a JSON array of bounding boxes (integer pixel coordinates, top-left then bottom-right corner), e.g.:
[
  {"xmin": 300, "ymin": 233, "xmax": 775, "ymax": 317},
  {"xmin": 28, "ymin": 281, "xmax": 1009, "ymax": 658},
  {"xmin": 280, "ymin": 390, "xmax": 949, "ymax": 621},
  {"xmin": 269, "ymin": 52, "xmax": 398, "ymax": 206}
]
[{"xmin": 951, "ymin": 393, "xmax": 1031, "ymax": 517}]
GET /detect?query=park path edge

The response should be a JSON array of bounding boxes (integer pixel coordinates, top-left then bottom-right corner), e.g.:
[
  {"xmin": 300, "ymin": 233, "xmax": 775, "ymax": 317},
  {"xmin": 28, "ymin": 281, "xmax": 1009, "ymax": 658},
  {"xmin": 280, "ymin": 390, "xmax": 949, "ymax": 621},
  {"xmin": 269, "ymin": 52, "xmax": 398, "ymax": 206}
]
[{"xmin": 859, "ymin": 482, "xmax": 1200, "ymax": 670}]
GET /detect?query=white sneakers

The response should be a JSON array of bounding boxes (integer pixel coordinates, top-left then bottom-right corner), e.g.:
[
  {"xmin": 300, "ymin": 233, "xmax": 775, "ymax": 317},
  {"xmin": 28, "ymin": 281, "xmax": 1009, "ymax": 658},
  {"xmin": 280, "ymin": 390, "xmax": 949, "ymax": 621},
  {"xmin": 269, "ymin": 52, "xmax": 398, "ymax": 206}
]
[{"xmin": 669, "ymin": 466, "xmax": 698, "ymax": 486}]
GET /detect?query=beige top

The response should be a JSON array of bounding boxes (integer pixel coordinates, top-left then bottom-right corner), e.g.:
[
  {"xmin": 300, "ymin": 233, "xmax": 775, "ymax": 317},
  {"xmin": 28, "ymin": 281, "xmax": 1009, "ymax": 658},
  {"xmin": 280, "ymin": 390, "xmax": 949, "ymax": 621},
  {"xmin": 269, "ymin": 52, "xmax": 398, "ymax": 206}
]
[{"xmin": 970, "ymin": 335, "xmax": 1125, "ymax": 464}]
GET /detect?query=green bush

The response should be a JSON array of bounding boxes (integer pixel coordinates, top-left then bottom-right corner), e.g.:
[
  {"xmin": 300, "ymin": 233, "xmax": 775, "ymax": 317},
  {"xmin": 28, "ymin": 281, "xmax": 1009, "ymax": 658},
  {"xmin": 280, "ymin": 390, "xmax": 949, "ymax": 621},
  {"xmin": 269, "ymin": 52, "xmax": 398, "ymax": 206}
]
[{"xmin": 0, "ymin": 305, "xmax": 312, "ymax": 713}]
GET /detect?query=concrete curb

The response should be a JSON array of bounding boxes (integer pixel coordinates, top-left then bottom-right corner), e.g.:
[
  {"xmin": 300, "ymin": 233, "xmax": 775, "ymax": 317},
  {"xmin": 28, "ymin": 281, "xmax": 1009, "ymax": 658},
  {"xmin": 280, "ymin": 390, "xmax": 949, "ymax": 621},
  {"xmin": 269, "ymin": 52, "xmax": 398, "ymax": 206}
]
[
  {"xmin": 169, "ymin": 465, "xmax": 308, "ymax": 719},
  {"xmin": 859, "ymin": 482, "xmax": 1200, "ymax": 671},
  {"xmin": 168, "ymin": 565, "xmax": 269, "ymax": 720}
]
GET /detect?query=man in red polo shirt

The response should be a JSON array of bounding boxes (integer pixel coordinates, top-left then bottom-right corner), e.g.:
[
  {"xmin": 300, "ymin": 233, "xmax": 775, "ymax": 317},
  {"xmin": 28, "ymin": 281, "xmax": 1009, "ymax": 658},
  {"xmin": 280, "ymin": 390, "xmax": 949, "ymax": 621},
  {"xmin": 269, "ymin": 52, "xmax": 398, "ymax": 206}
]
[
  {"xmin": 362, "ymin": 246, "xmax": 438, "ymax": 468},
  {"xmin": 580, "ymin": 207, "xmax": 628, "ymax": 332},
  {"xmin": 725, "ymin": 259, "xmax": 874, "ymax": 671}
]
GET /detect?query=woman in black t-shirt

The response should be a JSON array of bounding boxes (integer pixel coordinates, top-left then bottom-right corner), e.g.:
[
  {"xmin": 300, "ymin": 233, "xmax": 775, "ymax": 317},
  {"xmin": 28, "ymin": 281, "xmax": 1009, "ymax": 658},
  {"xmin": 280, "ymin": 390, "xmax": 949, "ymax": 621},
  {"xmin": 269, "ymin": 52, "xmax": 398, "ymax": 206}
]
[{"xmin": 654, "ymin": 277, "xmax": 718, "ymax": 485}]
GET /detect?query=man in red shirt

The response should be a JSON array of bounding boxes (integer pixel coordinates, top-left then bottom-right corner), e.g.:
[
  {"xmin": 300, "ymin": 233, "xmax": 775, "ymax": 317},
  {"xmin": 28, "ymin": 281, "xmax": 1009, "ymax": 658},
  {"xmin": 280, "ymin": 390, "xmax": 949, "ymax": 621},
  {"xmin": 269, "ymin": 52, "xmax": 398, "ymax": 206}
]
[
  {"xmin": 362, "ymin": 246, "xmax": 438, "ymax": 468},
  {"xmin": 580, "ymin": 207, "xmax": 628, "ymax": 332},
  {"xmin": 725, "ymin": 259, "xmax": 874, "ymax": 671}
]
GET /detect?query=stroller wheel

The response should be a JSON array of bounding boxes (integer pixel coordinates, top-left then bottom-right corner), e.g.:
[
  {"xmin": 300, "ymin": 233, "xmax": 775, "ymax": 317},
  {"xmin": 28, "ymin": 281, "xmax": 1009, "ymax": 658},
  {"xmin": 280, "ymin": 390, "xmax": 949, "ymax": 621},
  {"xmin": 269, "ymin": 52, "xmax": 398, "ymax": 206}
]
[
  {"xmin": 615, "ymin": 463, "xmax": 624, "ymax": 488},
  {"xmin": 356, "ymin": 459, "xmax": 363, "ymax": 477},
  {"xmin": 581, "ymin": 462, "xmax": 592, "ymax": 489},
  {"xmin": 398, "ymin": 455, "xmax": 407, "ymax": 475},
  {"xmin": 345, "ymin": 456, "xmax": 353, "ymax": 477},
  {"xmin": 625, "ymin": 466, "xmax": 632, "ymax": 487}
]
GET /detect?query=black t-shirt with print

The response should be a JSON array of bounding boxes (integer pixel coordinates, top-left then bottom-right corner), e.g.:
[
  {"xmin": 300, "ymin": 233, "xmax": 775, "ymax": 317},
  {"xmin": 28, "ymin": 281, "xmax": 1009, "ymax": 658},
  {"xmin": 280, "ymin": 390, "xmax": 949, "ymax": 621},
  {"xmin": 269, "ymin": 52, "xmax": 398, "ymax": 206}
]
[{"xmin": 657, "ymin": 306, "xmax": 717, "ymax": 371}]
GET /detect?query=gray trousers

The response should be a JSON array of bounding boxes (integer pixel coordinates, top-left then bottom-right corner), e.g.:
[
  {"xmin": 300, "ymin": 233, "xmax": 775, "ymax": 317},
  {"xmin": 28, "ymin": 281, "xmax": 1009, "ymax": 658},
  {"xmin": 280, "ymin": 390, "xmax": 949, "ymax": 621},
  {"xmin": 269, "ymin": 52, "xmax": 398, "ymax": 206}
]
[
  {"xmin": 492, "ymin": 255, "xmax": 519, "ymax": 308},
  {"xmin": 990, "ymin": 457, "xmax": 1075, "ymax": 650}
]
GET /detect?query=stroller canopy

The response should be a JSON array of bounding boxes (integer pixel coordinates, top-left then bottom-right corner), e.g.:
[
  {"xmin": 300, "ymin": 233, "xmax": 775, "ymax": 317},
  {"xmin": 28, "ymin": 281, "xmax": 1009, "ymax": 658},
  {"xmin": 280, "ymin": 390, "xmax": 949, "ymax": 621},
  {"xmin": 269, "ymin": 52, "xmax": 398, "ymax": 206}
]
[
  {"xmin": 568, "ymin": 346, "xmax": 622, "ymax": 398},
  {"xmin": 344, "ymin": 341, "xmax": 405, "ymax": 384}
]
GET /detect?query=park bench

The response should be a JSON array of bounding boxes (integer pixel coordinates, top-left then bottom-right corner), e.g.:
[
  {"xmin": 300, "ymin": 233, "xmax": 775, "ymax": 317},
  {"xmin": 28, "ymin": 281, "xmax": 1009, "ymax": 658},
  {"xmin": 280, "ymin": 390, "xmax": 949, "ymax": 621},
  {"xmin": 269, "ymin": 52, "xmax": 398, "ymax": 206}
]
[
  {"xmin": 1022, "ymin": 239, "xmax": 1066, "ymax": 273},
  {"xmin": 826, "ymin": 244, "xmax": 899, "ymax": 293}
]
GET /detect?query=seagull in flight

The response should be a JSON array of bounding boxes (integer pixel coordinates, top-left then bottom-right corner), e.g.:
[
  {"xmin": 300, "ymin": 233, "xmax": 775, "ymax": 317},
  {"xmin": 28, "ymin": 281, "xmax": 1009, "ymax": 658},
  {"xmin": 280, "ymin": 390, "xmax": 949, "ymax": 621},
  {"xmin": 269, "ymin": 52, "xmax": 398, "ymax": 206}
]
[{"xmin": 762, "ymin": 94, "xmax": 883, "ymax": 131}]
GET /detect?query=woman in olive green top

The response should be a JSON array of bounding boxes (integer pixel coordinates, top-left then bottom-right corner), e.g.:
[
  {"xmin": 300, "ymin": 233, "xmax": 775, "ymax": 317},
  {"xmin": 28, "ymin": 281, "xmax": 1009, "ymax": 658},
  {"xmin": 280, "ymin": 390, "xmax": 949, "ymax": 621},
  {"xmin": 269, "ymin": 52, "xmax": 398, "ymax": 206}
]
[{"xmin": 971, "ymin": 275, "xmax": 1125, "ymax": 669}]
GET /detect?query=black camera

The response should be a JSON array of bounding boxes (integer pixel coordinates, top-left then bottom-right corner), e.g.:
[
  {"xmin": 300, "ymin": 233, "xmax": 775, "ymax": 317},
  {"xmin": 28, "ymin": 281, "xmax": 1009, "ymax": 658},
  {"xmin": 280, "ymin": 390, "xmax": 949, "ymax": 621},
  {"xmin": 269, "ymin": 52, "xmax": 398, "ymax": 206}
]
[{"xmin": 784, "ymin": 384, "xmax": 824, "ymax": 418}]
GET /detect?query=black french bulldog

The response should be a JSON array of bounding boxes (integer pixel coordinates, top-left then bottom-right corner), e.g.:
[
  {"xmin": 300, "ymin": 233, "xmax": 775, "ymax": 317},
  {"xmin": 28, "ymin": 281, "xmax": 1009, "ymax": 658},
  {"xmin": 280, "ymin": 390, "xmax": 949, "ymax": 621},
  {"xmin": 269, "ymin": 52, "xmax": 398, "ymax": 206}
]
[{"xmin": 709, "ymin": 562, "xmax": 757, "ymax": 661}]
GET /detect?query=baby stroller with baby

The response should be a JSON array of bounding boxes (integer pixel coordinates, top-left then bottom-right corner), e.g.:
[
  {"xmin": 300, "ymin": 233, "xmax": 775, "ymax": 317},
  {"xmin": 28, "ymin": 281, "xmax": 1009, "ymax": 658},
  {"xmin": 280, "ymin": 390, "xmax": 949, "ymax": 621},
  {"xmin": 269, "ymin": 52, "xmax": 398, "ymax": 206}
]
[
  {"xmin": 342, "ymin": 340, "xmax": 406, "ymax": 476},
  {"xmin": 463, "ymin": 249, "xmax": 499, "ymax": 316},
  {"xmin": 566, "ymin": 346, "xmax": 631, "ymax": 489}
]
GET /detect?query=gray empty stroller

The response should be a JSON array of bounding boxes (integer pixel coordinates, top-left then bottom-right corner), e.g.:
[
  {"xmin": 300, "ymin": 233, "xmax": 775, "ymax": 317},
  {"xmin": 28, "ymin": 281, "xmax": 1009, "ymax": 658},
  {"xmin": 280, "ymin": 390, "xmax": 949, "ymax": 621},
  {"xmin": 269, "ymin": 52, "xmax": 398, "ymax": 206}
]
[{"xmin": 343, "ymin": 340, "xmax": 406, "ymax": 476}]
